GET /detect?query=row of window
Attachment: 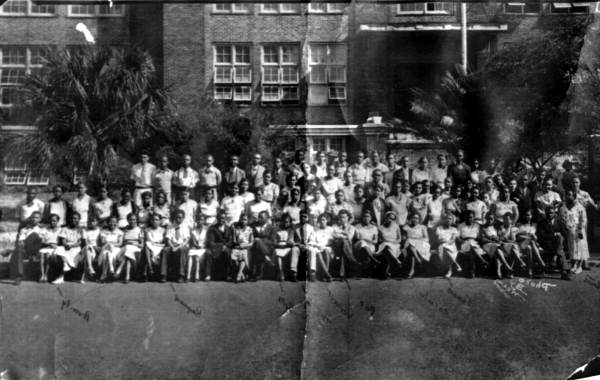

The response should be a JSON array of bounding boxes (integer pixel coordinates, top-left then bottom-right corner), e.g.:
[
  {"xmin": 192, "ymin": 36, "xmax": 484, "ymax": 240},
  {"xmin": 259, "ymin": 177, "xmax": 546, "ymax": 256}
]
[
  {"xmin": 0, "ymin": 0, "xmax": 125, "ymax": 16},
  {"xmin": 213, "ymin": 3, "xmax": 346, "ymax": 14},
  {"xmin": 4, "ymin": 161, "xmax": 49, "ymax": 185},
  {"xmin": 212, "ymin": 43, "xmax": 346, "ymax": 105},
  {"xmin": 505, "ymin": 2, "xmax": 593, "ymax": 14}
]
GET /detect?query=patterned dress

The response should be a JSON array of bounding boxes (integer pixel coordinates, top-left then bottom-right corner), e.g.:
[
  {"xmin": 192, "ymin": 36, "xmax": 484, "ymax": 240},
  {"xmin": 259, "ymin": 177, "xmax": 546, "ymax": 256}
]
[
  {"xmin": 559, "ymin": 203, "xmax": 589, "ymax": 261},
  {"xmin": 120, "ymin": 226, "xmax": 143, "ymax": 261},
  {"xmin": 403, "ymin": 224, "xmax": 431, "ymax": 261}
]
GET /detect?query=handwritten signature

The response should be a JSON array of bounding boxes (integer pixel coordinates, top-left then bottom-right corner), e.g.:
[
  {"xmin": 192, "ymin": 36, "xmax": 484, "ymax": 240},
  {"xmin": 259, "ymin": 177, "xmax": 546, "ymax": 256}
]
[
  {"xmin": 170, "ymin": 284, "xmax": 202, "ymax": 318},
  {"xmin": 494, "ymin": 279, "xmax": 557, "ymax": 301},
  {"xmin": 57, "ymin": 287, "xmax": 90, "ymax": 323}
]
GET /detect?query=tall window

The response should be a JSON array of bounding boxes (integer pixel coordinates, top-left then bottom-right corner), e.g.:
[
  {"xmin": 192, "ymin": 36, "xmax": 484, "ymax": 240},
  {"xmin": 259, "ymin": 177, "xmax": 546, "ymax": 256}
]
[
  {"xmin": 0, "ymin": 46, "xmax": 47, "ymax": 107},
  {"xmin": 261, "ymin": 44, "xmax": 300, "ymax": 104},
  {"xmin": 397, "ymin": 2, "xmax": 454, "ymax": 14},
  {"xmin": 260, "ymin": 3, "xmax": 301, "ymax": 13},
  {"xmin": 214, "ymin": 45, "xmax": 252, "ymax": 102},
  {"xmin": 308, "ymin": 43, "xmax": 346, "ymax": 105},
  {"xmin": 213, "ymin": 3, "xmax": 252, "ymax": 13},
  {"xmin": 68, "ymin": 4, "xmax": 124, "ymax": 16},
  {"xmin": 0, "ymin": 0, "xmax": 55, "ymax": 15},
  {"xmin": 308, "ymin": 3, "xmax": 345, "ymax": 13}
]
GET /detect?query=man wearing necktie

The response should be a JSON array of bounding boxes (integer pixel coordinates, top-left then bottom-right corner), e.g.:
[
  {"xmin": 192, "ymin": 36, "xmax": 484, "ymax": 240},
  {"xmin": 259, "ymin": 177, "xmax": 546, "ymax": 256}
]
[
  {"xmin": 131, "ymin": 152, "xmax": 156, "ymax": 207},
  {"xmin": 292, "ymin": 210, "xmax": 315, "ymax": 282},
  {"xmin": 223, "ymin": 155, "xmax": 246, "ymax": 194},
  {"xmin": 248, "ymin": 153, "xmax": 266, "ymax": 192},
  {"xmin": 173, "ymin": 154, "xmax": 199, "ymax": 200}
]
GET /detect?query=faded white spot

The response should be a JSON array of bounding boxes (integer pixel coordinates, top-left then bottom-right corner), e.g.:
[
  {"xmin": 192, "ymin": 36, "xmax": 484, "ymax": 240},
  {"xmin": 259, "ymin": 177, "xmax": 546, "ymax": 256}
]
[
  {"xmin": 75, "ymin": 23, "xmax": 96, "ymax": 44},
  {"xmin": 143, "ymin": 316, "xmax": 155, "ymax": 350},
  {"xmin": 38, "ymin": 366, "xmax": 47, "ymax": 380},
  {"xmin": 33, "ymin": 314, "xmax": 39, "ymax": 321},
  {"xmin": 389, "ymin": 309, "xmax": 425, "ymax": 331}
]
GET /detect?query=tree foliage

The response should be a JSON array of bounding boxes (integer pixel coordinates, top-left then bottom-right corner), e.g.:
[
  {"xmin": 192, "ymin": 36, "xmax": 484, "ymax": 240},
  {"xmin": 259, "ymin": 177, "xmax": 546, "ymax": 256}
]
[{"xmin": 7, "ymin": 46, "xmax": 186, "ymax": 186}]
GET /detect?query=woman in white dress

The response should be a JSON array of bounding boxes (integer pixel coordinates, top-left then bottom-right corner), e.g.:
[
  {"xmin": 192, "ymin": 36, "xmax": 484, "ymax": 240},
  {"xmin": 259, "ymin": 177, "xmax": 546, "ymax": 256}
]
[
  {"xmin": 274, "ymin": 213, "xmax": 296, "ymax": 282},
  {"xmin": 143, "ymin": 213, "xmax": 166, "ymax": 281},
  {"xmin": 402, "ymin": 213, "xmax": 431, "ymax": 279},
  {"xmin": 116, "ymin": 213, "xmax": 144, "ymax": 283},
  {"xmin": 425, "ymin": 185, "xmax": 444, "ymax": 247},
  {"xmin": 497, "ymin": 212, "xmax": 526, "ymax": 277},
  {"xmin": 376, "ymin": 211, "xmax": 403, "ymax": 278},
  {"xmin": 435, "ymin": 214, "xmax": 461, "ymax": 278},
  {"xmin": 53, "ymin": 212, "xmax": 85, "ymax": 284},
  {"xmin": 479, "ymin": 212, "xmax": 512, "ymax": 279},
  {"xmin": 311, "ymin": 214, "xmax": 334, "ymax": 281},
  {"xmin": 573, "ymin": 177, "xmax": 597, "ymax": 270},
  {"xmin": 490, "ymin": 186, "xmax": 519, "ymax": 225},
  {"xmin": 559, "ymin": 189, "xmax": 588, "ymax": 275},
  {"xmin": 187, "ymin": 214, "xmax": 208, "ymax": 282},
  {"xmin": 82, "ymin": 216, "xmax": 101, "ymax": 283},
  {"xmin": 230, "ymin": 213, "xmax": 254, "ymax": 283},
  {"xmin": 98, "ymin": 216, "xmax": 124, "ymax": 282},
  {"xmin": 353, "ymin": 210, "xmax": 380, "ymax": 273},
  {"xmin": 411, "ymin": 157, "xmax": 431, "ymax": 184},
  {"xmin": 457, "ymin": 210, "xmax": 488, "ymax": 278}
]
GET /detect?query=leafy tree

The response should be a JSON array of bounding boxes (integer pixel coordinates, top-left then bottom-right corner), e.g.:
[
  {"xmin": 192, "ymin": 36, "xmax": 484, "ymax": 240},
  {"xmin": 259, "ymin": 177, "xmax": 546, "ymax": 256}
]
[{"xmin": 7, "ymin": 46, "xmax": 186, "ymax": 187}]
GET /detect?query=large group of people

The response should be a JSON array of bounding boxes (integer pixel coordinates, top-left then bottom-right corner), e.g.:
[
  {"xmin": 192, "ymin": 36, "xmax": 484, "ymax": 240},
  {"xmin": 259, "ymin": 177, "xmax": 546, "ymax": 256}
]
[{"xmin": 9, "ymin": 148, "xmax": 597, "ymax": 285}]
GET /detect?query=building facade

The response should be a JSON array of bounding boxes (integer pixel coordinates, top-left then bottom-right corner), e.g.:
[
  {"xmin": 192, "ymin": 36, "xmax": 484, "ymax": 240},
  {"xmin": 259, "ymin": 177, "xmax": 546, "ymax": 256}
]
[{"xmin": 0, "ymin": 0, "xmax": 595, "ymax": 187}]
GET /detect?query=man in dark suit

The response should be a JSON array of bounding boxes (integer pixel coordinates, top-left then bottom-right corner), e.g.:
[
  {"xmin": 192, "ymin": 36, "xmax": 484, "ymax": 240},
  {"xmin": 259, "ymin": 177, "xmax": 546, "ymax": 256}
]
[
  {"xmin": 206, "ymin": 211, "xmax": 233, "ymax": 281},
  {"xmin": 247, "ymin": 153, "xmax": 266, "ymax": 193},
  {"xmin": 536, "ymin": 207, "xmax": 570, "ymax": 280},
  {"xmin": 447, "ymin": 149, "xmax": 471, "ymax": 186},
  {"xmin": 223, "ymin": 155, "xmax": 246, "ymax": 194}
]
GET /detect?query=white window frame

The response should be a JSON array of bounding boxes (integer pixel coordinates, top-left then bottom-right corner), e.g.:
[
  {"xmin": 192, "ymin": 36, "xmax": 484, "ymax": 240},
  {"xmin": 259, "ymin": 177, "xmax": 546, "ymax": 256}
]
[
  {"xmin": 260, "ymin": 3, "xmax": 300, "ymax": 14},
  {"xmin": 261, "ymin": 44, "xmax": 300, "ymax": 104},
  {"xmin": 308, "ymin": 3, "xmax": 345, "ymax": 14},
  {"xmin": 308, "ymin": 43, "xmax": 347, "ymax": 104},
  {"xmin": 1, "ymin": 46, "xmax": 46, "ymax": 108},
  {"xmin": 3, "ymin": 160, "xmax": 49, "ymax": 186},
  {"xmin": 213, "ymin": 3, "xmax": 252, "ymax": 14},
  {"xmin": 309, "ymin": 136, "xmax": 346, "ymax": 161},
  {"xmin": 396, "ymin": 2, "xmax": 454, "ymax": 15},
  {"xmin": 213, "ymin": 44, "xmax": 253, "ymax": 103},
  {"xmin": 504, "ymin": 2, "xmax": 541, "ymax": 14},
  {"xmin": 549, "ymin": 2, "xmax": 591, "ymax": 13},
  {"xmin": 0, "ymin": 0, "xmax": 56, "ymax": 16},
  {"xmin": 67, "ymin": 4, "xmax": 125, "ymax": 17}
]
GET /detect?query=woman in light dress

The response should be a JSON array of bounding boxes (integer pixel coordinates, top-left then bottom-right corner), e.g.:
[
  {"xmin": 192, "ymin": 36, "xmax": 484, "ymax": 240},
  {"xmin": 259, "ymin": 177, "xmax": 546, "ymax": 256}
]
[
  {"xmin": 230, "ymin": 213, "xmax": 254, "ymax": 283},
  {"xmin": 93, "ymin": 186, "xmax": 114, "ymax": 227},
  {"xmin": 559, "ymin": 189, "xmax": 588, "ymax": 275},
  {"xmin": 490, "ymin": 186, "xmax": 519, "ymax": 225},
  {"xmin": 187, "ymin": 214, "xmax": 209, "ymax": 282},
  {"xmin": 497, "ymin": 212, "xmax": 526, "ymax": 278},
  {"xmin": 98, "ymin": 216, "xmax": 124, "ymax": 282},
  {"xmin": 573, "ymin": 177, "xmax": 597, "ymax": 270},
  {"xmin": 114, "ymin": 188, "xmax": 137, "ymax": 229},
  {"xmin": 402, "ymin": 213, "xmax": 431, "ymax": 279},
  {"xmin": 515, "ymin": 209, "xmax": 545, "ymax": 278},
  {"xmin": 435, "ymin": 214, "xmax": 461, "ymax": 278},
  {"xmin": 116, "ymin": 213, "xmax": 144, "ymax": 283},
  {"xmin": 376, "ymin": 211, "xmax": 403, "ymax": 278},
  {"xmin": 143, "ymin": 213, "xmax": 166, "ymax": 281},
  {"xmin": 425, "ymin": 185, "xmax": 444, "ymax": 247},
  {"xmin": 457, "ymin": 210, "xmax": 488, "ymax": 278},
  {"xmin": 312, "ymin": 214, "xmax": 334, "ymax": 281},
  {"xmin": 52, "ymin": 212, "xmax": 85, "ymax": 284},
  {"xmin": 353, "ymin": 210, "xmax": 380, "ymax": 275},
  {"xmin": 409, "ymin": 182, "xmax": 429, "ymax": 223},
  {"xmin": 82, "ymin": 216, "xmax": 101, "ymax": 283}
]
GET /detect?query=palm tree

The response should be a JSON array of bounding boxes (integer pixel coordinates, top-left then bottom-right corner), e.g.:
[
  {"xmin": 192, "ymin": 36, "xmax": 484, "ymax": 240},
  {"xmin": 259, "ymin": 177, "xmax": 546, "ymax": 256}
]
[{"xmin": 7, "ymin": 46, "xmax": 186, "ymax": 186}]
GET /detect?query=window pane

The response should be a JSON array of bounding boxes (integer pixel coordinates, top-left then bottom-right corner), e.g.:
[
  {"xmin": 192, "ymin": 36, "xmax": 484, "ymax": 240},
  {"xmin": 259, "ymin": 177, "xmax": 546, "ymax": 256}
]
[
  {"xmin": 2, "ymin": 47, "xmax": 26, "ymax": 65},
  {"xmin": 1, "ymin": 0, "xmax": 27, "ymax": 14},
  {"xmin": 70, "ymin": 4, "xmax": 96, "ymax": 15},
  {"xmin": 327, "ymin": 44, "xmax": 346, "ymax": 65},
  {"xmin": 505, "ymin": 3, "xmax": 525, "ymax": 13},
  {"xmin": 215, "ymin": 46, "xmax": 232, "ymax": 64},
  {"xmin": 214, "ymin": 4, "xmax": 231, "ymax": 12},
  {"xmin": 398, "ymin": 3, "xmax": 424, "ymax": 12},
  {"xmin": 280, "ymin": 3, "xmax": 300, "ymax": 13},
  {"xmin": 262, "ymin": 86, "xmax": 280, "ymax": 101},
  {"xmin": 234, "ymin": 46, "xmax": 250, "ymax": 64},
  {"xmin": 233, "ymin": 86, "xmax": 251, "ymax": 101},
  {"xmin": 281, "ymin": 45, "xmax": 299, "ymax": 64},
  {"xmin": 329, "ymin": 137, "xmax": 343, "ymax": 153},
  {"xmin": 282, "ymin": 86, "xmax": 298, "ymax": 100},
  {"xmin": 327, "ymin": 3, "xmax": 345, "ymax": 12},
  {"xmin": 310, "ymin": 66, "xmax": 327, "ymax": 83},
  {"xmin": 234, "ymin": 66, "xmax": 251, "ymax": 82},
  {"xmin": 310, "ymin": 45, "xmax": 327, "ymax": 64},
  {"xmin": 1, "ymin": 69, "xmax": 27, "ymax": 85},
  {"xmin": 261, "ymin": 3, "xmax": 278, "ymax": 12},
  {"xmin": 27, "ymin": 171, "xmax": 50, "ymax": 185},
  {"xmin": 30, "ymin": 47, "xmax": 49, "ymax": 65},
  {"xmin": 263, "ymin": 46, "xmax": 279, "ymax": 64},
  {"xmin": 309, "ymin": 3, "xmax": 327, "ymax": 12},
  {"xmin": 281, "ymin": 66, "xmax": 298, "ymax": 83},
  {"xmin": 263, "ymin": 66, "xmax": 279, "ymax": 83},
  {"xmin": 328, "ymin": 66, "xmax": 346, "ymax": 83},
  {"xmin": 214, "ymin": 86, "xmax": 232, "ymax": 100},
  {"xmin": 232, "ymin": 4, "xmax": 250, "ymax": 12},
  {"xmin": 329, "ymin": 85, "xmax": 346, "ymax": 99},
  {"xmin": 523, "ymin": 2, "xmax": 540, "ymax": 12},
  {"xmin": 312, "ymin": 138, "xmax": 326, "ymax": 155},
  {"xmin": 31, "ymin": 4, "xmax": 55, "ymax": 14},
  {"xmin": 0, "ymin": 87, "xmax": 20, "ymax": 105},
  {"xmin": 215, "ymin": 66, "xmax": 232, "ymax": 83}
]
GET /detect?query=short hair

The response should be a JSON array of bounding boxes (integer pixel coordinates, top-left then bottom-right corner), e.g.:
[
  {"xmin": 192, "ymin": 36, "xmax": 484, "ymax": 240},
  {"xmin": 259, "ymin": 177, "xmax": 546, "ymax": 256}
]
[
  {"xmin": 52, "ymin": 185, "xmax": 63, "ymax": 192},
  {"xmin": 141, "ymin": 191, "xmax": 152, "ymax": 199},
  {"xmin": 175, "ymin": 209, "xmax": 186, "ymax": 218},
  {"xmin": 49, "ymin": 213, "xmax": 60, "ymax": 221},
  {"xmin": 338, "ymin": 209, "xmax": 352, "ymax": 219},
  {"xmin": 126, "ymin": 212, "xmax": 138, "ymax": 221}
]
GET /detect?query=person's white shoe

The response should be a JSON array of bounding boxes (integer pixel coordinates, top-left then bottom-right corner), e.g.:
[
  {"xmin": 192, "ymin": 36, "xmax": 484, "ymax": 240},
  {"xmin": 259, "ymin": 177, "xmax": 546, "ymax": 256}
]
[
  {"xmin": 52, "ymin": 276, "xmax": 64, "ymax": 284},
  {"xmin": 575, "ymin": 266, "xmax": 583, "ymax": 274}
]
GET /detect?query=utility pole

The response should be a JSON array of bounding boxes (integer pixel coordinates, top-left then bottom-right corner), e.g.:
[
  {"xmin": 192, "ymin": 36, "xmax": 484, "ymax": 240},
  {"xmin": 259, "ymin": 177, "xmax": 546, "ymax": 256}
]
[{"xmin": 461, "ymin": 2, "xmax": 467, "ymax": 73}]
